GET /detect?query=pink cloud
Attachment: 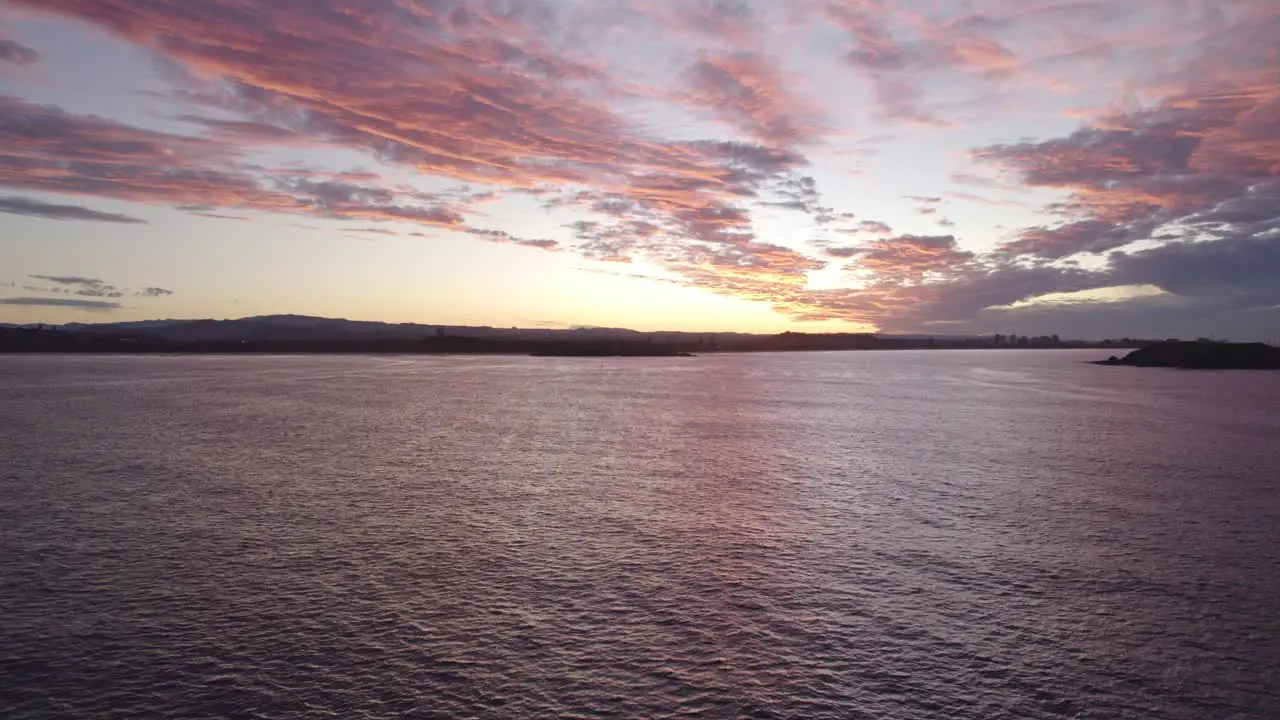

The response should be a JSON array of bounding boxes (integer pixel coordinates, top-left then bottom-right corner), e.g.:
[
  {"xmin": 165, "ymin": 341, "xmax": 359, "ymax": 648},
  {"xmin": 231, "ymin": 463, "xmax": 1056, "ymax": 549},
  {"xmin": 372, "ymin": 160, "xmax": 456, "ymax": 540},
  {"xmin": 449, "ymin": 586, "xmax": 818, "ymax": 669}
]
[
  {"xmin": 5, "ymin": 0, "xmax": 1278, "ymax": 335},
  {"xmin": 979, "ymin": 38, "xmax": 1280, "ymax": 259},
  {"xmin": 0, "ymin": 95, "xmax": 546, "ymax": 245},
  {"xmin": 824, "ymin": 0, "xmax": 1027, "ymax": 126},
  {"xmin": 683, "ymin": 52, "xmax": 817, "ymax": 147},
  {"xmin": 944, "ymin": 36, "xmax": 1019, "ymax": 75},
  {"xmin": 848, "ymin": 234, "xmax": 975, "ymax": 284},
  {"xmin": 0, "ymin": 1, "xmax": 847, "ymax": 311}
]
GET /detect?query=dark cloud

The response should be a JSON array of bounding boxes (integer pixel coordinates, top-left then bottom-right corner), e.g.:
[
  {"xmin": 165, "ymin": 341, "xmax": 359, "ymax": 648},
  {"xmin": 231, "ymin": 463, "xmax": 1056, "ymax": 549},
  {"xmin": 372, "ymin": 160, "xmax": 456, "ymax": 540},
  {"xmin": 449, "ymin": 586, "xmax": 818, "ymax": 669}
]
[
  {"xmin": 26, "ymin": 274, "xmax": 123, "ymax": 298},
  {"xmin": 0, "ymin": 297, "xmax": 121, "ymax": 310},
  {"xmin": 758, "ymin": 174, "xmax": 835, "ymax": 221},
  {"xmin": 16, "ymin": 276, "xmax": 174, "ymax": 302},
  {"xmin": 1110, "ymin": 229, "xmax": 1280, "ymax": 311},
  {"xmin": 276, "ymin": 178, "xmax": 395, "ymax": 209},
  {"xmin": 824, "ymin": 246, "xmax": 860, "ymax": 258},
  {"xmin": 0, "ymin": 95, "xmax": 227, "ymax": 166},
  {"xmin": 0, "ymin": 38, "xmax": 40, "ymax": 65},
  {"xmin": 569, "ymin": 218, "xmax": 657, "ymax": 262},
  {"xmin": 28, "ymin": 274, "xmax": 105, "ymax": 286},
  {"xmin": 905, "ymin": 264, "xmax": 1098, "ymax": 324},
  {"xmin": 953, "ymin": 5, "xmax": 1280, "ymax": 337},
  {"xmin": 172, "ymin": 114, "xmax": 299, "ymax": 141},
  {"xmin": 977, "ymin": 64, "xmax": 1280, "ymax": 260},
  {"xmin": 999, "ymin": 220, "xmax": 1145, "ymax": 259},
  {"xmin": 345, "ymin": 227, "xmax": 400, "ymax": 236},
  {"xmin": 944, "ymin": 296, "xmax": 1280, "ymax": 343},
  {"xmin": 75, "ymin": 287, "xmax": 123, "ymax": 298},
  {"xmin": 0, "ymin": 195, "xmax": 147, "ymax": 224},
  {"xmin": 465, "ymin": 228, "xmax": 559, "ymax": 250}
]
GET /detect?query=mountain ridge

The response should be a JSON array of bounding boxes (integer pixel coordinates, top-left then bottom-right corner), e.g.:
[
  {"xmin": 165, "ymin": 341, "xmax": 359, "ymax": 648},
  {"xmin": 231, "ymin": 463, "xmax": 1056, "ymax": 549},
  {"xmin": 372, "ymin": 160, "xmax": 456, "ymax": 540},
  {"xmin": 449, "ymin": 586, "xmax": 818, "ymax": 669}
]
[{"xmin": 0, "ymin": 314, "xmax": 1155, "ymax": 354}]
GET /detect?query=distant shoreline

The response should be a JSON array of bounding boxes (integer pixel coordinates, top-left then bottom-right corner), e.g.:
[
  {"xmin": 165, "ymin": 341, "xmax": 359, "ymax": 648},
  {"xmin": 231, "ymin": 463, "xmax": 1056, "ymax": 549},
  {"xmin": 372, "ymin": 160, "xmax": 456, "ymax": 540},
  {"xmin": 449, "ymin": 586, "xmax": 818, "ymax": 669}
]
[
  {"xmin": 0, "ymin": 344, "xmax": 1133, "ymax": 357},
  {"xmin": 1, "ymin": 317, "xmax": 1152, "ymax": 355}
]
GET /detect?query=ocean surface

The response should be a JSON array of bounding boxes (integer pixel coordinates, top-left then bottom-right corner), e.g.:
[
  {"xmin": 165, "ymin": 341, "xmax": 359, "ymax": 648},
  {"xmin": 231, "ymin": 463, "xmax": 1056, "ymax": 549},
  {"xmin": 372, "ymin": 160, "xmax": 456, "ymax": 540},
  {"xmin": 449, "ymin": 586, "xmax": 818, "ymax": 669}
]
[{"xmin": 2, "ymin": 350, "xmax": 1278, "ymax": 719}]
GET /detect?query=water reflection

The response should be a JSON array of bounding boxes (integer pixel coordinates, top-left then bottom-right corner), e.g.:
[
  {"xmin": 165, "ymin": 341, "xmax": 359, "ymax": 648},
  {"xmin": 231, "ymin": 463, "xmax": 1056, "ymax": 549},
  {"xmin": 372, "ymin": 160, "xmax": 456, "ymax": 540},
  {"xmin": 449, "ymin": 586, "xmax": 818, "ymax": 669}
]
[{"xmin": 2, "ymin": 352, "xmax": 1277, "ymax": 718}]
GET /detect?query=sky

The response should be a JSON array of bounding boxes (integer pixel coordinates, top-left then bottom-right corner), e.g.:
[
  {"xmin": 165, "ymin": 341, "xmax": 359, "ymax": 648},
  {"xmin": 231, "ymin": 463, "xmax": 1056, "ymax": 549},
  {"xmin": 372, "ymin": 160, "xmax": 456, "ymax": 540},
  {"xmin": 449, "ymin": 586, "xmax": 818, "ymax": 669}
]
[{"xmin": 0, "ymin": 0, "xmax": 1277, "ymax": 339}]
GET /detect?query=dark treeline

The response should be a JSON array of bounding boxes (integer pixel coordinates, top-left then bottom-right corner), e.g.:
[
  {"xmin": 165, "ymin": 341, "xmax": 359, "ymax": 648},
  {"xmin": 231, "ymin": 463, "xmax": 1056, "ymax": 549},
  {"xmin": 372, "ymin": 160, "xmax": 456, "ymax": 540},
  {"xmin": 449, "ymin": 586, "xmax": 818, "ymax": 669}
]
[
  {"xmin": 0, "ymin": 325, "xmax": 1147, "ymax": 356},
  {"xmin": 0, "ymin": 326, "xmax": 677, "ymax": 356}
]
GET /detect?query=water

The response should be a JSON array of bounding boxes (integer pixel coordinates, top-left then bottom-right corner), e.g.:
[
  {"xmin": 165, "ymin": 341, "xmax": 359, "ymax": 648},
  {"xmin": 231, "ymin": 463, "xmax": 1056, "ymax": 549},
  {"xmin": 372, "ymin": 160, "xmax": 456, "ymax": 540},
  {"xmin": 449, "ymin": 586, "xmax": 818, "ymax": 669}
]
[{"xmin": 2, "ymin": 351, "xmax": 1278, "ymax": 719}]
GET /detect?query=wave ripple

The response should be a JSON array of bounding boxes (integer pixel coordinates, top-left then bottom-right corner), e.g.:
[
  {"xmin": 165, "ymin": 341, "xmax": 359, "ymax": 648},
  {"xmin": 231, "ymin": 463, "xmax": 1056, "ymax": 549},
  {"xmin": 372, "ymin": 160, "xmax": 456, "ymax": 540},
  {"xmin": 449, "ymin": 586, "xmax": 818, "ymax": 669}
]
[{"xmin": 2, "ymin": 352, "xmax": 1278, "ymax": 719}]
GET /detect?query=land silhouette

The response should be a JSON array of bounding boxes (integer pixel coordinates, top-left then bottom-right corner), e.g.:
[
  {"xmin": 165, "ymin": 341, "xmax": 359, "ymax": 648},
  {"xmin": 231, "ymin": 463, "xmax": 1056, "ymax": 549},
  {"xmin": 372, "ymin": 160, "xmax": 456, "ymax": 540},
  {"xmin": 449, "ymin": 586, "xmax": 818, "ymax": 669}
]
[
  {"xmin": 1095, "ymin": 341, "xmax": 1280, "ymax": 369},
  {"xmin": 0, "ymin": 314, "xmax": 1189, "ymax": 356}
]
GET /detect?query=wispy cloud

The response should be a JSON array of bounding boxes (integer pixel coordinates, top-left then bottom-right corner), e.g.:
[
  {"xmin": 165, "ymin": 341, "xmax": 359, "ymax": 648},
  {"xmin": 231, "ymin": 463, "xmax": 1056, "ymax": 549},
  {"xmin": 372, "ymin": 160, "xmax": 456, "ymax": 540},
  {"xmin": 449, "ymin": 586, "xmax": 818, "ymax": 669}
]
[
  {"xmin": 17, "ymin": 275, "xmax": 175, "ymax": 301},
  {"xmin": 846, "ymin": 234, "xmax": 975, "ymax": 285},
  {"xmin": 0, "ymin": 38, "xmax": 40, "ymax": 66},
  {"xmin": 29, "ymin": 275, "xmax": 106, "ymax": 286},
  {"xmin": 0, "ymin": 195, "xmax": 147, "ymax": 224},
  {"xmin": 683, "ymin": 51, "xmax": 818, "ymax": 147},
  {"xmin": 27, "ymin": 274, "xmax": 123, "ymax": 298},
  {"xmin": 0, "ymin": 297, "xmax": 121, "ymax": 310}
]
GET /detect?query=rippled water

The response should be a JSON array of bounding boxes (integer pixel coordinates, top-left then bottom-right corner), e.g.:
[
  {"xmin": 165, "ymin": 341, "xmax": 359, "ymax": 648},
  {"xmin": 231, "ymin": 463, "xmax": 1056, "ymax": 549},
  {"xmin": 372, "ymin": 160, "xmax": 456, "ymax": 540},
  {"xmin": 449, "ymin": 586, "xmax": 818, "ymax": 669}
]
[{"xmin": 2, "ymin": 351, "xmax": 1279, "ymax": 719}]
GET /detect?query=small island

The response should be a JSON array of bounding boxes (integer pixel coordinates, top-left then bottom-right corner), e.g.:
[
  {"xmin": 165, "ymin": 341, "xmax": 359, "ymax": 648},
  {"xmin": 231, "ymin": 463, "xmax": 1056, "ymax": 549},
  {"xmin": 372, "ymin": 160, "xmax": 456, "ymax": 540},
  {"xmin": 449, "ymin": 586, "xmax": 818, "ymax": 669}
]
[{"xmin": 1095, "ymin": 341, "xmax": 1280, "ymax": 370}]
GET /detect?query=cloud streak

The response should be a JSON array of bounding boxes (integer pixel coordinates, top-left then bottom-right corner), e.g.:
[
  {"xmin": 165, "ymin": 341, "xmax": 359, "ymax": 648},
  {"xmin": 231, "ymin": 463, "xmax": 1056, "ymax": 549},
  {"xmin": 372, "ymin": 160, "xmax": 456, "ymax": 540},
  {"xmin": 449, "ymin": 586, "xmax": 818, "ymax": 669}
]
[
  {"xmin": 29, "ymin": 275, "xmax": 107, "ymax": 286},
  {"xmin": 9, "ymin": 275, "xmax": 176, "ymax": 303},
  {"xmin": 684, "ymin": 51, "xmax": 816, "ymax": 147},
  {"xmin": 0, "ymin": 195, "xmax": 147, "ymax": 224},
  {"xmin": 0, "ymin": 297, "xmax": 121, "ymax": 310}
]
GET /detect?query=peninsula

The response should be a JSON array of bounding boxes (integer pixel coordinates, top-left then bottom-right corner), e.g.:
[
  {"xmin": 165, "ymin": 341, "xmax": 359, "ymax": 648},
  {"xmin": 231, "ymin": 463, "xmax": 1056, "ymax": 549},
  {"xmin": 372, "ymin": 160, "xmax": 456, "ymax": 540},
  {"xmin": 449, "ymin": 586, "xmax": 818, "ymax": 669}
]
[{"xmin": 1095, "ymin": 341, "xmax": 1280, "ymax": 370}]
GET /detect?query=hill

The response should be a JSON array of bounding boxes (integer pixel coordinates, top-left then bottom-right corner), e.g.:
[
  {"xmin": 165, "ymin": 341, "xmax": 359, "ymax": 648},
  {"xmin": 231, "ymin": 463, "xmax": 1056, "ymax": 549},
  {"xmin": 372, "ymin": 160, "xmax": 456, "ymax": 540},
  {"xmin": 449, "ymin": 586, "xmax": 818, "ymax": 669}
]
[
  {"xmin": 2, "ymin": 315, "xmax": 1135, "ymax": 355},
  {"xmin": 1095, "ymin": 341, "xmax": 1280, "ymax": 369}
]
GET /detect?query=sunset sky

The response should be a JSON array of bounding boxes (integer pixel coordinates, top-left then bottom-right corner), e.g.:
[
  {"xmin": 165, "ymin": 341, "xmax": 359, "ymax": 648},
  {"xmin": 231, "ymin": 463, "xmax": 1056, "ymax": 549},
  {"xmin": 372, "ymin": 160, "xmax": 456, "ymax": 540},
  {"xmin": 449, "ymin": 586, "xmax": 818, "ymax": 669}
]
[{"xmin": 1, "ymin": 0, "xmax": 1277, "ymax": 338}]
